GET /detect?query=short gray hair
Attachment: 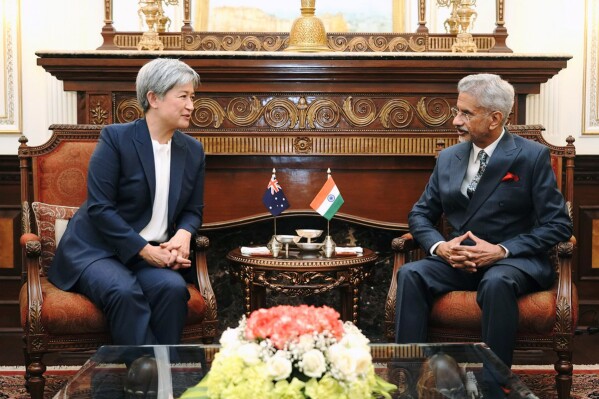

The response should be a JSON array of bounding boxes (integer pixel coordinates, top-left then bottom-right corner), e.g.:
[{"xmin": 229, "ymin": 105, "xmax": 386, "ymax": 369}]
[
  {"xmin": 457, "ymin": 73, "xmax": 514, "ymax": 125},
  {"xmin": 136, "ymin": 58, "xmax": 200, "ymax": 112}
]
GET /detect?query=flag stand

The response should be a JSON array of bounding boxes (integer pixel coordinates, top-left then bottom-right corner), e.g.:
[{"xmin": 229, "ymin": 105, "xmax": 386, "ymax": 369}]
[
  {"xmin": 310, "ymin": 167, "xmax": 342, "ymax": 258},
  {"xmin": 323, "ymin": 214, "xmax": 336, "ymax": 258},
  {"xmin": 267, "ymin": 216, "xmax": 281, "ymax": 257},
  {"xmin": 263, "ymin": 167, "xmax": 289, "ymax": 257}
]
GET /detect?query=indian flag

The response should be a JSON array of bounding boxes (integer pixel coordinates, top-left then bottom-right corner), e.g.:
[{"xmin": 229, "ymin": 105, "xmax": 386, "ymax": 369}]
[{"xmin": 310, "ymin": 176, "xmax": 344, "ymax": 220}]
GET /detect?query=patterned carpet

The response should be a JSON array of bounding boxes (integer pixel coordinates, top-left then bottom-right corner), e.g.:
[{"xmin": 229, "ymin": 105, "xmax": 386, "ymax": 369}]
[
  {"xmin": 0, "ymin": 369, "xmax": 74, "ymax": 399},
  {"xmin": 513, "ymin": 367, "xmax": 599, "ymax": 399},
  {"xmin": 0, "ymin": 366, "xmax": 598, "ymax": 399}
]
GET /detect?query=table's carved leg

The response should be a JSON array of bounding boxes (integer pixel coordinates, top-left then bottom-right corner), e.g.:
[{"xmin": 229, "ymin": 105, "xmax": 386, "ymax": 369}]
[
  {"xmin": 352, "ymin": 285, "xmax": 360, "ymax": 325},
  {"xmin": 240, "ymin": 265, "xmax": 254, "ymax": 317},
  {"xmin": 340, "ymin": 283, "xmax": 352, "ymax": 322},
  {"xmin": 252, "ymin": 274, "xmax": 267, "ymax": 312},
  {"xmin": 348, "ymin": 266, "xmax": 368, "ymax": 326}
]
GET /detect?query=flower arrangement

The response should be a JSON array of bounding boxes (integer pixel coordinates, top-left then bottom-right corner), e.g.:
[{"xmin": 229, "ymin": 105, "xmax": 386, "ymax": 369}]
[{"xmin": 181, "ymin": 305, "xmax": 396, "ymax": 399}]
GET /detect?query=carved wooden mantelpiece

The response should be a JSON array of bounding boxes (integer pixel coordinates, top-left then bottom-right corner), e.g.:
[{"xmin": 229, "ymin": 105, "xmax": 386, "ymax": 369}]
[{"xmin": 37, "ymin": 51, "xmax": 570, "ymax": 129}]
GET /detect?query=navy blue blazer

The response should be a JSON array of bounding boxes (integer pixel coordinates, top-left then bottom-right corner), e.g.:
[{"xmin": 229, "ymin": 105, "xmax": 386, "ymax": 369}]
[
  {"xmin": 49, "ymin": 119, "xmax": 205, "ymax": 291},
  {"xmin": 408, "ymin": 130, "xmax": 572, "ymax": 288}
]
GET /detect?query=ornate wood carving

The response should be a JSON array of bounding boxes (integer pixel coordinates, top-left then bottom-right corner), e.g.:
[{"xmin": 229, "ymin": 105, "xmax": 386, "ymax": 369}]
[
  {"xmin": 554, "ymin": 296, "xmax": 573, "ymax": 351},
  {"xmin": 114, "ymin": 94, "xmax": 454, "ymax": 130},
  {"xmin": 256, "ymin": 271, "xmax": 347, "ymax": 296},
  {"xmin": 88, "ymin": 94, "xmax": 111, "ymax": 125},
  {"xmin": 104, "ymin": 32, "xmax": 503, "ymax": 53}
]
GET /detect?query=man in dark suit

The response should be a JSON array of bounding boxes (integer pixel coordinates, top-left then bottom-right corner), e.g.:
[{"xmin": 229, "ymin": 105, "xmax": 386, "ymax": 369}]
[
  {"xmin": 49, "ymin": 58, "xmax": 205, "ymax": 345},
  {"xmin": 394, "ymin": 73, "xmax": 572, "ymax": 367}
]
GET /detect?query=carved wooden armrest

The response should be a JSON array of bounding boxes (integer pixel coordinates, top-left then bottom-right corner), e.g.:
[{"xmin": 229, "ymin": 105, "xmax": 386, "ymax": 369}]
[
  {"xmin": 385, "ymin": 232, "xmax": 421, "ymax": 341},
  {"xmin": 20, "ymin": 233, "xmax": 41, "ymax": 257},
  {"xmin": 19, "ymin": 233, "xmax": 45, "ymax": 335},
  {"xmin": 192, "ymin": 235, "xmax": 217, "ymax": 324},
  {"xmin": 391, "ymin": 233, "xmax": 417, "ymax": 253},
  {"xmin": 554, "ymin": 237, "xmax": 577, "ymax": 349}
]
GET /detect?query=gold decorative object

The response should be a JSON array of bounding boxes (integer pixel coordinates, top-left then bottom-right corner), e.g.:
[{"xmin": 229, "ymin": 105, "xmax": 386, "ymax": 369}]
[
  {"xmin": 286, "ymin": 0, "xmax": 329, "ymax": 52},
  {"xmin": 137, "ymin": 0, "xmax": 179, "ymax": 51},
  {"xmin": 437, "ymin": 0, "xmax": 478, "ymax": 53}
]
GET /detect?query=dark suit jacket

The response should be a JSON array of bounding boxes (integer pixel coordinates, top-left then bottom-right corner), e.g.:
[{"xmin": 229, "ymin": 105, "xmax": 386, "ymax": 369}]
[
  {"xmin": 408, "ymin": 130, "xmax": 572, "ymax": 288},
  {"xmin": 49, "ymin": 119, "xmax": 205, "ymax": 290}
]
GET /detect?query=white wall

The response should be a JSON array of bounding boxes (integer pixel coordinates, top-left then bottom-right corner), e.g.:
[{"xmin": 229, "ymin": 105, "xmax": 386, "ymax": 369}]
[
  {"xmin": 0, "ymin": 0, "xmax": 103, "ymax": 154},
  {"xmin": 506, "ymin": 0, "xmax": 590, "ymax": 151},
  {"xmin": 2, "ymin": 0, "xmax": 597, "ymax": 155}
]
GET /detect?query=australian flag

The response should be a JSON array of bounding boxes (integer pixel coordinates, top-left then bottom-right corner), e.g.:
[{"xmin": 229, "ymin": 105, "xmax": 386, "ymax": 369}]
[{"xmin": 262, "ymin": 173, "xmax": 290, "ymax": 216}]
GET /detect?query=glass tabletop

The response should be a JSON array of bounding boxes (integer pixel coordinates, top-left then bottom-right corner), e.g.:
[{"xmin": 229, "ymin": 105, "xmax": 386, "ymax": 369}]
[{"xmin": 55, "ymin": 343, "xmax": 537, "ymax": 399}]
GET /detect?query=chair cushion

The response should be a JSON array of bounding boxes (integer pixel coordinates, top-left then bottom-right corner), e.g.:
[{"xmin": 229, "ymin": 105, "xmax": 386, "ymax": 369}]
[
  {"xmin": 20, "ymin": 277, "xmax": 107, "ymax": 334},
  {"xmin": 31, "ymin": 202, "xmax": 79, "ymax": 276},
  {"xmin": 20, "ymin": 277, "xmax": 207, "ymax": 335},
  {"xmin": 429, "ymin": 285, "xmax": 558, "ymax": 335}
]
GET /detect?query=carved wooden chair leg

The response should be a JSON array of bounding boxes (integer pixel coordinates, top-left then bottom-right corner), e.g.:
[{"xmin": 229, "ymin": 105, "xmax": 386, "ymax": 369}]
[
  {"xmin": 25, "ymin": 353, "xmax": 47, "ymax": 399},
  {"xmin": 22, "ymin": 347, "xmax": 32, "ymax": 391},
  {"xmin": 554, "ymin": 349, "xmax": 573, "ymax": 399}
]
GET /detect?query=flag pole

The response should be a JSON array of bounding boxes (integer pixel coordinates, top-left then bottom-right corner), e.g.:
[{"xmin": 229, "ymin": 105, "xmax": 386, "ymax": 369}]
[
  {"xmin": 267, "ymin": 168, "xmax": 282, "ymax": 257},
  {"xmin": 273, "ymin": 168, "xmax": 277, "ymax": 236},
  {"xmin": 323, "ymin": 168, "xmax": 336, "ymax": 257}
]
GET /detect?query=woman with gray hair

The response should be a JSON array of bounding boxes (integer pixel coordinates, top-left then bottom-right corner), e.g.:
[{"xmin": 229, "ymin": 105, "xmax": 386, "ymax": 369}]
[{"xmin": 49, "ymin": 58, "xmax": 205, "ymax": 344}]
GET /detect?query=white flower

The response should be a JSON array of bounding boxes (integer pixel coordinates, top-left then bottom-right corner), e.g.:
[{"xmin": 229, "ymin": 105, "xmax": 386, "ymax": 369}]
[
  {"xmin": 327, "ymin": 344, "xmax": 357, "ymax": 380},
  {"xmin": 296, "ymin": 334, "xmax": 316, "ymax": 352},
  {"xmin": 266, "ymin": 351, "xmax": 293, "ymax": 381},
  {"xmin": 219, "ymin": 327, "xmax": 242, "ymax": 348},
  {"xmin": 237, "ymin": 342, "xmax": 262, "ymax": 365},
  {"xmin": 339, "ymin": 324, "xmax": 370, "ymax": 349},
  {"xmin": 300, "ymin": 349, "xmax": 327, "ymax": 378},
  {"xmin": 349, "ymin": 347, "xmax": 372, "ymax": 375}
]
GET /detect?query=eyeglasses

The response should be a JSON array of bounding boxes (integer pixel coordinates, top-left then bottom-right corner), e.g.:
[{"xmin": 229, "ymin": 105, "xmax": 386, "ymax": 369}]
[{"xmin": 450, "ymin": 107, "xmax": 490, "ymax": 122}]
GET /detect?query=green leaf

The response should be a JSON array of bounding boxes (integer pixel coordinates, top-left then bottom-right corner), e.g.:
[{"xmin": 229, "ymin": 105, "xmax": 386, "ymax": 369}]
[{"xmin": 179, "ymin": 385, "xmax": 210, "ymax": 399}]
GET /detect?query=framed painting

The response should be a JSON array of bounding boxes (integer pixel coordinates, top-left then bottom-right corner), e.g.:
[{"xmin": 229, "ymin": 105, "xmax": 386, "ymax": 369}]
[
  {"xmin": 578, "ymin": 206, "xmax": 599, "ymax": 280},
  {"xmin": 583, "ymin": 0, "xmax": 599, "ymax": 135},
  {"xmin": 0, "ymin": 0, "xmax": 22, "ymax": 134},
  {"xmin": 194, "ymin": 0, "xmax": 403, "ymax": 33},
  {"xmin": 100, "ymin": 0, "xmax": 509, "ymax": 52}
]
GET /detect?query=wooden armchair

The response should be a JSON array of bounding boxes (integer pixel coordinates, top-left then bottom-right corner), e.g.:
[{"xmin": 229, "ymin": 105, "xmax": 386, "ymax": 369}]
[
  {"xmin": 17, "ymin": 125, "xmax": 218, "ymax": 399},
  {"xmin": 384, "ymin": 125, "xmax": 578, "ymax": 399}
]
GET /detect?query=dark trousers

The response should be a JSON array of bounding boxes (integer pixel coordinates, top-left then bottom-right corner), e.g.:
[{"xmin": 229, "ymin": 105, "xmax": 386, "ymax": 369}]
[
  {"xmin": 75, "ymin": 257, "xmax": 190, "ymax": 345},
  {"xmin": 394, "ymin": 257, "xmax": 538, "ymax": 367}
]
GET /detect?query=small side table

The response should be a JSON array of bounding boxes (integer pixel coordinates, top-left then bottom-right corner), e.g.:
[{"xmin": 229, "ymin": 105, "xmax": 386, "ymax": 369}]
[{"xmin": 227, "ymin": 248, "xmax": 378, "ymax": 325}]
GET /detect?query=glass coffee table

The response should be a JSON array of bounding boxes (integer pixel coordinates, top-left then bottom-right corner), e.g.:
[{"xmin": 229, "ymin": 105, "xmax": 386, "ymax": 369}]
[{"xmin": 55, "ymin": 343, "xmax": 538, "ymax": 398}]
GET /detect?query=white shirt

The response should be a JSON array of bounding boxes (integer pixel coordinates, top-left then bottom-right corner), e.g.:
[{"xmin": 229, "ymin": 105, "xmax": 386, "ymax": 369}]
[{"xmin": 139, "ymin": 139, "xmax": 171, "ymax": 243}]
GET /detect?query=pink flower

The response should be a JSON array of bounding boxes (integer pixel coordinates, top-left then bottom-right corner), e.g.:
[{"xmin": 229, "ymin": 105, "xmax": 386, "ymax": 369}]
[
  {"xmin": 501, "ymin": 172, "xmax": 520, "ymax": 182},
  {"xmin": 245, "ymin": 305, "xmax": 344, "ymax": 349}
]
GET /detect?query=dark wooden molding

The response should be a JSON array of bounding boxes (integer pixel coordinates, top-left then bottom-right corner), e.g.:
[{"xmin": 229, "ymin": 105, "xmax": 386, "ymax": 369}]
[
  {"xmin": 36, "ymin": 52, "xmax": 570, "ymax": 130},
  {"xmin": 0, "ymin": 155, "xmax": 20, "ymax": 184},
  {"xmin": 37, "ymin": 52, "xmax": 569, "ymax": 94},
  {"xmin": 574, "ymin": 155, "xmax": 599, "ymax": 184}
]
